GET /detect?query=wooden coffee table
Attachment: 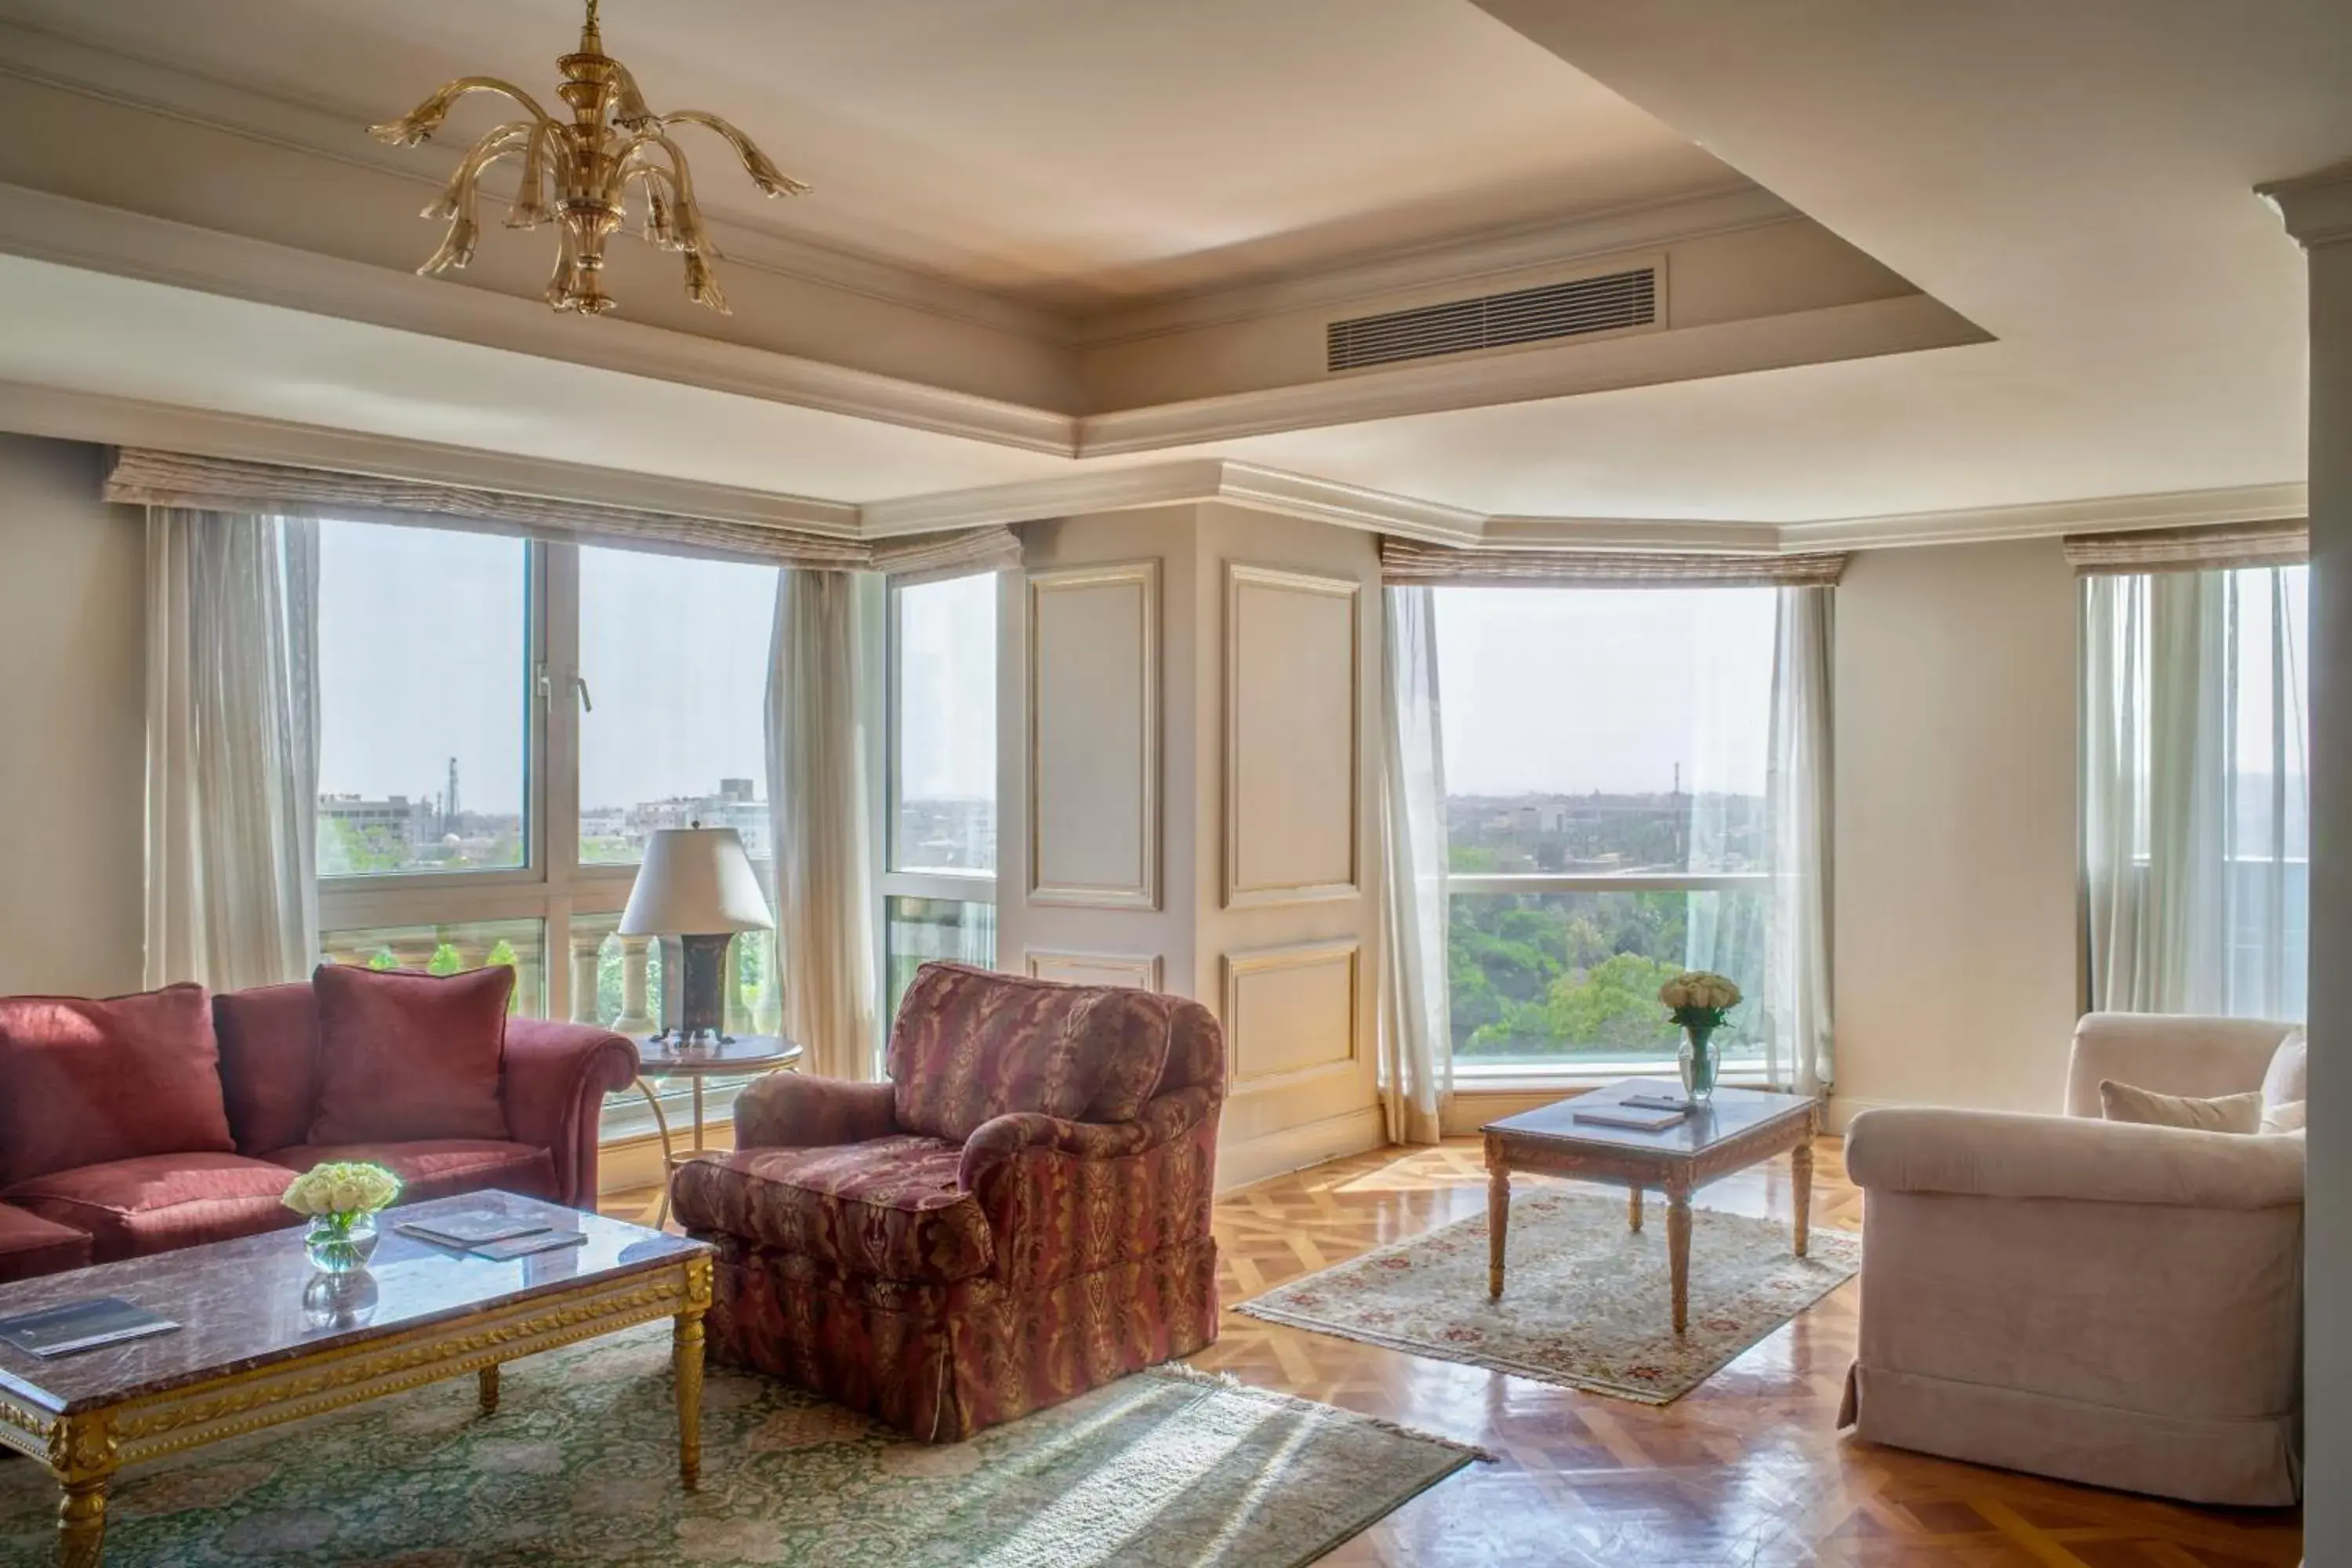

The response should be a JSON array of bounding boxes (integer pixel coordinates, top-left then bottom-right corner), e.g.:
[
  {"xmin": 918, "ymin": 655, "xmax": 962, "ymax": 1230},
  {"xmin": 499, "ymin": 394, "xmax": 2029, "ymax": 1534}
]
[
  {"xmin": 1483, "ymin": 1077, "xmax": 1820, "ymax": 1334},
  {"xmin": 0, "ymin": 1192, "xmax": 711, "ymax": 1566}
]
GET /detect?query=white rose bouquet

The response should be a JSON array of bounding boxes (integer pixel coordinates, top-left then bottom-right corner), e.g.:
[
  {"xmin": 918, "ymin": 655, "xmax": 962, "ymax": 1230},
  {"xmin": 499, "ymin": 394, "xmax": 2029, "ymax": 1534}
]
[
  {"xmin": 1657, "ymin": 971, "xmax": 1741, "ymax": 1029},
  {"xmin": 282, "ymin": 1161, "xmax": 401, "ymax": 1221}
]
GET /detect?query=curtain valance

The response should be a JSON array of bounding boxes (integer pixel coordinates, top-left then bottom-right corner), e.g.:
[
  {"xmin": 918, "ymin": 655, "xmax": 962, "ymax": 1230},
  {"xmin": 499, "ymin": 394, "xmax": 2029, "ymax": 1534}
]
[
  {"xmin": 2063, "ymin": 519, "xmax": 2307, "ymax": 575},
  {"xmin": 1379, "ymin": 535, "xmax": 1849, "ymax": 588},
  {"xmin": 103, "ymin": 448, "xmax": 1020, "ymax": 575}
]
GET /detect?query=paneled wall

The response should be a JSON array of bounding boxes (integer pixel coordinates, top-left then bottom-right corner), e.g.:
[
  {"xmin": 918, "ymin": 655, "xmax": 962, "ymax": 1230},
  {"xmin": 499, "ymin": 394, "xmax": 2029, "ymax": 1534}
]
[{"xmin": 1000, "ymin": 502, "xmax": 1384, "ymax": 1189}]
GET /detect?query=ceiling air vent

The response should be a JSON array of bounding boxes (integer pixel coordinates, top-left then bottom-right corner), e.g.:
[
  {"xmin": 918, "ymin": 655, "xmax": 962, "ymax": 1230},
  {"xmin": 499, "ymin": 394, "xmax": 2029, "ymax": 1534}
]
[{"xmin": 1325, "ymin": 266, "xmax": 1658, "ymax": 373}]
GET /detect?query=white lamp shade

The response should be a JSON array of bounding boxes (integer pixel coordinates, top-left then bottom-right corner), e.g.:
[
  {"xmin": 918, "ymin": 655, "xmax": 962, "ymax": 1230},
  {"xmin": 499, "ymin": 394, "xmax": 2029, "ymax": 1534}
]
[{"xmin": 618, "ymin": 827, "xmax": 774, "ymax": 935}]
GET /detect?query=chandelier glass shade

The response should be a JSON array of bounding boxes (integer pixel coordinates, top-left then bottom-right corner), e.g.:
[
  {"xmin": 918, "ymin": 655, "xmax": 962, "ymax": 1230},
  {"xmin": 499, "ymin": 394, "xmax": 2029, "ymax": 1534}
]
[{"xmin": 368, "ymin": 0, "xmax": 806, "ymax": 317}]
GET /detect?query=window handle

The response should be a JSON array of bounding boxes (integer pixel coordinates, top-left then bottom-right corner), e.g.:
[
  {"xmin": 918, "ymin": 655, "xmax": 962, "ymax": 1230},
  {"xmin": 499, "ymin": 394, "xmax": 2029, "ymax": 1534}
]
[{"xmin": 575, "ymin": 675, "xmax": 594, "ymax": 713}]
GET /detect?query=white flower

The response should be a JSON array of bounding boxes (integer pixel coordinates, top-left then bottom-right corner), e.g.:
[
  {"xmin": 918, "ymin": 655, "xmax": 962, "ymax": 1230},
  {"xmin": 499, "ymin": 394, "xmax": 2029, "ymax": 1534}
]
[
  {"xmin": 281, "ymin": 1161, "xmax": 402, "ymax": 1218},
  {"xmin": 1658, "ymin": 971, "xmax": 1741, "ymax": 1015}
]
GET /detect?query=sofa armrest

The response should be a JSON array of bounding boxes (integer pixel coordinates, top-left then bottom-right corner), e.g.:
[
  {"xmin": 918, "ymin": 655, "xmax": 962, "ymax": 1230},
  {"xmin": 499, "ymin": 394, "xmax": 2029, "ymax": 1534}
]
[
  {"xmin": 501, "ymin": 1019, "xmax": 638, "ymax": 1208},
  {"xmin": 1846, "ymin": 1106, "xmax": 2304, "ymax": 1210},
  {"xmin": 960, "ymin": 1087, "xmax": 1221, "ymax": 1291},
  {"xmin": 733, "ymin": 1073, "xmax": 898, "ymax": 1150},
  {"xmin": 2063, "ymin": 1013, "xmax": 2297, "ymax": 1116}
]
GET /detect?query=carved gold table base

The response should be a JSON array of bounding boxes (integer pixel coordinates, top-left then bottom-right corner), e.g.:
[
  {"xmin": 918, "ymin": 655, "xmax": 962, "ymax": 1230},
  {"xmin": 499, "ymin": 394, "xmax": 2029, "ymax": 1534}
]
[{"xmin": 2, "ymin": 1253, "xmax": 712, "ymax": 1566}]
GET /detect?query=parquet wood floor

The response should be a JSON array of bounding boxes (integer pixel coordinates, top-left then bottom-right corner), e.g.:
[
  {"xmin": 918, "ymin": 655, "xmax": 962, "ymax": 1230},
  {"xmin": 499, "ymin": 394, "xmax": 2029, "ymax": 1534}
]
[{"xmin": 605, "ymin": 1135, "xmax": 2304, "ymax": 1567}]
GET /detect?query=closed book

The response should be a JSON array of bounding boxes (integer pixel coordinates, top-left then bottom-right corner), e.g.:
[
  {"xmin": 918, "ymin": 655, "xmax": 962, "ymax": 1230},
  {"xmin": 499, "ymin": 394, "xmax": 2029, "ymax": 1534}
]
[
  {"xmin": 0, "ymin": 1298, "xmax": 179, "ymax": 1358},
  {"xmin": 469, "ymin": 1230, "xmax": 589, "ymax": 1261},
  {"xmin": 397, "ymin": 1213, "xmax": 553, "ymax": 1249}
]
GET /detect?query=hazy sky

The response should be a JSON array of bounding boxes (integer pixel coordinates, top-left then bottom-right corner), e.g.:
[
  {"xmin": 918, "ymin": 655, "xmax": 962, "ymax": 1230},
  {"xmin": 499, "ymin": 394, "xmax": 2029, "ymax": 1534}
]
[
  {"xmin": 1433, "ymin": 585, "xmax": 1776, "ymax": 797},
  {"xmin": 895, "ymin": 572, "xmax": 996, "ymax": 801}
]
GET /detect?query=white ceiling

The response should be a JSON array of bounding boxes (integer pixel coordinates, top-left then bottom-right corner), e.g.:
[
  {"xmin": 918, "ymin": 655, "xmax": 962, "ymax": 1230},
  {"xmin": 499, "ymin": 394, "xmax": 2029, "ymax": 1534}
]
[
  {"xmin": 0, "ymin": 0, "xmax": 2343, "ymax": 525},
  {"xmin": 0, "ymin": 0, "xmax": 1738, "ymax": 312}
]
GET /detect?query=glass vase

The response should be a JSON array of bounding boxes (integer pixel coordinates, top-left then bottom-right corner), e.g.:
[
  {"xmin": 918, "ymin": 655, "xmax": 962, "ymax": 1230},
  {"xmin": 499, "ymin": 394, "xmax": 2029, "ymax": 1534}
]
[
  {"xmin": 303, "ymin": 1211, "xmax": 379, "ymax": 1275},
  {"xmin": 1678, "ymin": 1024, "xmax": 1720, "ymax": 1105}
]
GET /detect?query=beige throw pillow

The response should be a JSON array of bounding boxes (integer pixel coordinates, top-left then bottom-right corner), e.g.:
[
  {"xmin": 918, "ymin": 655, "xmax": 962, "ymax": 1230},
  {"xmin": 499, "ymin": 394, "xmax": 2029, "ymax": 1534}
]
[
  {"xmin": 2100, "ymin": 1079, "xmax": 2264, "ymax": 1134},
  {"xmin": 2259, "ymin": 1028, "xmax": 2307, "ymax": 1134}
]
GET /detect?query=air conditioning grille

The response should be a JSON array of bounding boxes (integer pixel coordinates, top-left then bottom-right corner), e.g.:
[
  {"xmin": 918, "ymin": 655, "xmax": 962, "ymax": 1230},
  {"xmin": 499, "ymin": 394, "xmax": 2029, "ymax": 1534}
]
[{"xmin": 1325, "ymin": 267, "xmax": 1657, "ymax": 372}]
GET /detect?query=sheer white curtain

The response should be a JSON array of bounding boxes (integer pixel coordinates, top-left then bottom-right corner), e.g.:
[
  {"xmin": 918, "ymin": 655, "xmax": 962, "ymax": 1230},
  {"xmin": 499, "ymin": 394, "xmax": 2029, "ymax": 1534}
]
[
  {"xmin": 2084, "ymin": 568, "xmax": 2309, "ymax": 1018},
  {"xmin": 143, "ymin": 507, "xmax": 320, "ymax": 991},
  {"xmin": 1377, "ymin": 586, "xmax": 1453, "ymax": 1143},
  {"xmin": 767, "ymin": 568, "xmax": 880, "ymax": 1079},
  {"xmin": 1762, "ymin": 586, "xmax": 1835, "ymax": 1094}
]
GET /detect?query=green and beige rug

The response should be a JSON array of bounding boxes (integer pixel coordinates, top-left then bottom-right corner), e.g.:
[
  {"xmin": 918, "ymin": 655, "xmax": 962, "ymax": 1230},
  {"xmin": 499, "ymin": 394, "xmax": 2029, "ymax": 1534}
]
[
  {"xmin": 0, "ymin": 1326, "xmax": 1478, "ymax": 1566},
  {"xmin": 1238, "ymin": 1189, "xmax": 1860, "ymax": 1405}
]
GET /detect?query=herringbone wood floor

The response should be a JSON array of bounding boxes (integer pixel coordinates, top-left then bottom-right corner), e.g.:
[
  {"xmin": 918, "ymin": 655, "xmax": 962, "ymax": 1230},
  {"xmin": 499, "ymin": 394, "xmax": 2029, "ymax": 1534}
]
[{"xmin": 607, "ymin": 1136, "xmax": 2303, "ymax": 1566}]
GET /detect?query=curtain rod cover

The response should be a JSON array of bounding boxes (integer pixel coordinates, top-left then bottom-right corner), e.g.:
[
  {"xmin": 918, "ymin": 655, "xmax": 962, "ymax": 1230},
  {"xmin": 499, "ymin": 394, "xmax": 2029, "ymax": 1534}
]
[
  {"xmin": 2063, "ymin": 519, "xmax": 2307, "ymax": 575},
  {"xmin": 103, "ymin": 448, "xmax": 1020, "ymax": 575},
  {"xmin": 1380, "ymin": 535, "xmax": 1849, "ymax": 587}
]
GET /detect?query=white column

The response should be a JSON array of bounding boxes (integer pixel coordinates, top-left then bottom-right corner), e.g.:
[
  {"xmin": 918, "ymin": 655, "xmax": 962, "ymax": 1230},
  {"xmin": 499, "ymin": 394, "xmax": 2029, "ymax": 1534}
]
[
  {"xmin": 2262, "ymin": 159, "xmax": 2352, "ymax": 1557},
  {"xmin": 569, "ymin": 932, "xmax": 602, "ymax": 1025},
  {"xmin": 612, "ymin": 934, "xmax": 655, "ymax": 1035}
]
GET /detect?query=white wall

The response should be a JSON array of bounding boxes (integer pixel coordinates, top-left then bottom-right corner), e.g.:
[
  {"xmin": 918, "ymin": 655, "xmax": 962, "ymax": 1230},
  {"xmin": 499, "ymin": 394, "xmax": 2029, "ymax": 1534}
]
[
  {"xmin": 0, "ymin": 434, "xmax": 147, "ymax": 996},
  {"xmin": 1831, "ymin": 537, "xmax": 2082, "ymax": 1126}
]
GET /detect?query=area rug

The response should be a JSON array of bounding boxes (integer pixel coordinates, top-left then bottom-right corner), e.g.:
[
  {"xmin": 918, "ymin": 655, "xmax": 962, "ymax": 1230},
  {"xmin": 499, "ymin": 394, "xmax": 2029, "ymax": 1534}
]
[
  {"xmin": 1237, "ymin": 1189, "xmax": 1861, "ymax": 1406},
  {"xmin": 0, "ymin": 1325, "xmax": 1479, "ymax": 1567}
]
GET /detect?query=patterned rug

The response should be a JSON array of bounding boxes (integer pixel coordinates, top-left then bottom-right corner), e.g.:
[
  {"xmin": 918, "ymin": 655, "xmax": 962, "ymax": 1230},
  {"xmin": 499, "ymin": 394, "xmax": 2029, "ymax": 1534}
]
[
  {"xmin": 1237, "ymin": 1189, "xmax": 1861, "ymax": 1405},
  {"xmin": 0, "ymin": 1325, "xmax": 1479, "ymax": 1567}
]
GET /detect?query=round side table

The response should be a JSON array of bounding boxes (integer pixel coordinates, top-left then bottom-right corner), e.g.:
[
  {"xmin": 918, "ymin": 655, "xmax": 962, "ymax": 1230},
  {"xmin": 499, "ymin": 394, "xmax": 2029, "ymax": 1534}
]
[{"xmin": 630, "ymin": 1034, "xmax": 804, "ymax": 1227}]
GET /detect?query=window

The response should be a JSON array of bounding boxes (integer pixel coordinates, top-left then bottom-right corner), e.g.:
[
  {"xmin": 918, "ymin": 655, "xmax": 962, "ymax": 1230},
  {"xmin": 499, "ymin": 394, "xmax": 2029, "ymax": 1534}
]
[
  {"xmin": 878, "ymin": 573, "xmax": 1000, "ymax": 1020},
  {"xmin": 1435, "ymin": 586, "xmax": 1777, "ymax": 1070},
  {"xmin": 578, "ymin": 546, "xmax": 776, "ymax": 864},
  {"xmin": 315, "ymin": 523, "xmax": 782, "ymax": 1065},
  {"xmin": 2083, "ymin": 563, "xmax": 2309, "ymax": 1018},
  {"xmin": 315, "ymin": 521, "xmax": 531, "ymax": 876}
]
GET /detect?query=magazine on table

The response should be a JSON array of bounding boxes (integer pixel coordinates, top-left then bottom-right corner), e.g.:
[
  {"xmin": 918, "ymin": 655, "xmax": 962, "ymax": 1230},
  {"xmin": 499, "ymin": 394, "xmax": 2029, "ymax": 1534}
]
[
  {"xmin": 395, "ymin": 1210, "xmax": 554, "ymax": 1250},
  {"xmin": 1570, "ymin": 1102, "xmax": 1690, "ymax": 1133},
  {"xmin": 0, "ymin": 1298, "xmax": 178, "ymax": 1358}
]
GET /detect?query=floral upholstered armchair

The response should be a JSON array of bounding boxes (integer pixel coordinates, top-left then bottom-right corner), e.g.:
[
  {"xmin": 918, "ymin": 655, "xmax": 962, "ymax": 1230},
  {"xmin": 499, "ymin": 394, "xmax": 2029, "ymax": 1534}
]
[{"xmin": 671, "ymin": 961, "xmax": 1225, "ymax": 1442}]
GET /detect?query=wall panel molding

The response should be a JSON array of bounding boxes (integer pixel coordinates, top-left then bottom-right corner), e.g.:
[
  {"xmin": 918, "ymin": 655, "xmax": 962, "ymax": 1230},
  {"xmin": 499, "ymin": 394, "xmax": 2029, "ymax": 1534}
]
[
  {"xmin": 1025, "ymin": 559, "xmax": 1160, "ymax": 909},
  {"xmin": 1225, "ymin": 563, "xmax": 1361, "ymax": 909},
  {"xmin": 1221, "ymin": 938, "xmax": 1361, "ymax": 1092},
  {"xmin": 1025, "ymin": 948, "xmax": 1164, "ymax": 990}
]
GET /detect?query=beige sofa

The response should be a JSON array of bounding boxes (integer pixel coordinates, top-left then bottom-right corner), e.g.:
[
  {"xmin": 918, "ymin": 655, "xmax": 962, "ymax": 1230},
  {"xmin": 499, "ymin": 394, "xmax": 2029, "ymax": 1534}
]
[{"xmin": 1842, "ymin": 1013, "xmax": 2304, "ymax": 1506}]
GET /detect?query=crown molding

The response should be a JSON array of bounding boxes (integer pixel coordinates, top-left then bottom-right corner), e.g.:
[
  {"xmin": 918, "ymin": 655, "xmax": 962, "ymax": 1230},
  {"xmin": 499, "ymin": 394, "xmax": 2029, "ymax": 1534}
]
[
  {"xmin": 0, "ymin": 15, "xmax": 1071, "ymax": 347},
  {"xmin": 2258, "ymin": 160, "xmax": 2352, "ymax": 250},
  {"xmin": 0, "ymin": 182, "xmax": 1077, "ymax": 456},
  {"xmin": 0, "ymin": 371, "xmax": 2300, "ymax": 557},
  {"xmin": 0, "ymin": 378, "xmax": 862, "ymax": 534},
  {"xmin": 1074, "ymin": 183, "xmax": 1794, "ymax": 347},
  {"xmin": 1778, "ymin": 482, "xmax": 2309, "ymax": 552},
  {"xmin": 1076, "ymin": 292, "xmax": 1991, "ymax": 456}
]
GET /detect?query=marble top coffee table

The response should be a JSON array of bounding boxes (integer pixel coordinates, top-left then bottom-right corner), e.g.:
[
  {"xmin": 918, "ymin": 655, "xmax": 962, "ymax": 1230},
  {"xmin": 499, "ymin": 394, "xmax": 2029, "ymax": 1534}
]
[
  {"xmin": 0, "ymin": 1192, "xmax": 711, "ymax": 1567},
  {"xmin": 1483, "ymin": 1077, "xmax": 1820, "ymax": 1335}
]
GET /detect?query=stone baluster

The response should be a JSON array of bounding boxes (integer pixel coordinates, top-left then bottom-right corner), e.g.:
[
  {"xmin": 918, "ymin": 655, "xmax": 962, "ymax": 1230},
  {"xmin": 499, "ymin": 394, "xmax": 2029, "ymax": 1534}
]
[
  {"xmin": 612, "ymin": 935, "xmax": 655, "ymax": 1035},
  {"xmin": 569, "ymin": 932, "xmax": 603, "ymax": 1025}
]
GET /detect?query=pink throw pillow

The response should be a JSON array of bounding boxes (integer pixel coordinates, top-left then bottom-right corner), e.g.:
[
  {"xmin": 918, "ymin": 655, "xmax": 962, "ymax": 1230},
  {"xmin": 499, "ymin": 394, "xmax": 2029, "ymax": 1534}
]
[
  {"xmin": 307, "ymin": 965, "xmax": 513, "ymax": 1145},
  {"xmin": 0, "ymin": 984, "xmax": 236, "ymax": 1186}
]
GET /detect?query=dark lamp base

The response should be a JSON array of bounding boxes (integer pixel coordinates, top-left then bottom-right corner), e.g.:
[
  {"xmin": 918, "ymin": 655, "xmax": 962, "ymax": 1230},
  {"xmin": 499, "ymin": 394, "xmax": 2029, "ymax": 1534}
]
[{"xmin": 648, "ymin": 931, "xmax": 736, "ymax": 1049}]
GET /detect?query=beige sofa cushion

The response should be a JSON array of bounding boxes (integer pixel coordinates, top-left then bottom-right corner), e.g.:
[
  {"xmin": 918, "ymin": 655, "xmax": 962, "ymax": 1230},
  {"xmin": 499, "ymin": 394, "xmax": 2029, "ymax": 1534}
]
[{"xmin": 2100, "ymin": 1080, "xmax": 2263, "ymax": 1134}]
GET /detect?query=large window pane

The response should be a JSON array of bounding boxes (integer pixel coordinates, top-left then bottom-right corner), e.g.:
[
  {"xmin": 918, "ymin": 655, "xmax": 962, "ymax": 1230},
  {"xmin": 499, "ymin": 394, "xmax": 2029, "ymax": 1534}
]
[
  {"xmin": 884, "ymin": 896, "xmax": 997, "ymax": 1021},
  {"xmin": 316, "ymin": 521, "xmax": 529, "ymax": 876},
  {"xmin": 1449, "ymin": 890, "xmax": 1765, "ymax": 1064},
  {"xmin": 578, "ymin": 548, "xmax": 778, "ymax": 865},
  {"xmin": 1435, "ymin": 585, "xmax": 1778, "ymax": 1065},
  {"xmin": 892, "ymin": 574, "xmax": 997, "ymax": 873}
]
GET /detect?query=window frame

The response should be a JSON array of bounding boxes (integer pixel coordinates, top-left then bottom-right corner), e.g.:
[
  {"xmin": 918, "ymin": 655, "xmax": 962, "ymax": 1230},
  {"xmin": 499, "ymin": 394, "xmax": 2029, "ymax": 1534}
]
[
  {"xmin": 870, "ymin": 572, "xmax": 1000, "ymax": 1045},
  {"xmin": 314, "ymin": 532, "xmax": 778, "ymax": 1140}
]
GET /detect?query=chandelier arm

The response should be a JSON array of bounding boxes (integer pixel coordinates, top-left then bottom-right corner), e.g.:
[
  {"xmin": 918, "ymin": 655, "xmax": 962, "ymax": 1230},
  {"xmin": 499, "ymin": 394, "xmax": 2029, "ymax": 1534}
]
[
  {"xmin": 371, "ymin": 76, "xmax": 560, "ymax": 146},
  {"xmin": 420, "ymin": 122, "xmax": 534, "ymax": 220},
  {"xmin": 657, "ymin": 109, "xmax": 810, "ymax": 198}
]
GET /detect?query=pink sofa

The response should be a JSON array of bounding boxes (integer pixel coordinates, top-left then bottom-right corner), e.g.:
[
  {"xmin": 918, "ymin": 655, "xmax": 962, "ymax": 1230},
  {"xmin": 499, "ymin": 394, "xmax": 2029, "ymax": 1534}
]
[{"xmin": 0, "ymin": 978, "xmax": 636, "ymax": 1282}]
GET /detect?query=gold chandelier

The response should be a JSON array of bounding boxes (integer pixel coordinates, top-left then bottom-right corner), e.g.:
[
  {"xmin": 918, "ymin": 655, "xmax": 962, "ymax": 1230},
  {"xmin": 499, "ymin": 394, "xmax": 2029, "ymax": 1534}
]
[{"xmin": 368, "ymin": 0, "xmax": 806, "ymax": 317}]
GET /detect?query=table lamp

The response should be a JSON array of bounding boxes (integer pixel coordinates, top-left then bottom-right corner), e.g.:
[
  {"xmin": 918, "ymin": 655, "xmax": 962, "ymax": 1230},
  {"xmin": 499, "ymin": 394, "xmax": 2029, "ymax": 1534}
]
[{"xmin": 619, "ymin": 825, "xmax": 774, "ymax": 1047}]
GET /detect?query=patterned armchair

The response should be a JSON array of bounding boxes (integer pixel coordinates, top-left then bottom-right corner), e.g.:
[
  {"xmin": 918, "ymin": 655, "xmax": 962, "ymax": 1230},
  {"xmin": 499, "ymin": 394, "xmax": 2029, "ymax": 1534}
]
[{"xmin": 671, "ymin": 962, "xmax": 1225, "ymax": 1442}]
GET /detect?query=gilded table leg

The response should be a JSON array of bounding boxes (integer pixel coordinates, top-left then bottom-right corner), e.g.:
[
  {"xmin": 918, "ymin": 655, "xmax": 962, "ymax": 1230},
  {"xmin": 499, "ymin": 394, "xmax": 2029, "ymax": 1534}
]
[
  {"xmin": 1486, "ymin": 1156, "xmax": 1511, "ymax": 1300},
  {"xmin": 49, "ymin": 1413, "xmax": 115, "ymax": 1568},
  {"xmin": 1791, "ymin": 1138, "xmax": 1814, "ymax": 1259},
  {"xmin": 1666, "ymin": 1188, "xmax": 1693, "ymax": 1335},
  {"xmin": 479, "ymin": 1363, "xmax": 501, "ymax": 1415},
  {"xmin": 1628, "ymin": 1185, "xmax": 1643, "ymax": 1233},
  {"xmin": 674, "ymin": 1306, "xmax": 706, "ymax": 1490}
]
